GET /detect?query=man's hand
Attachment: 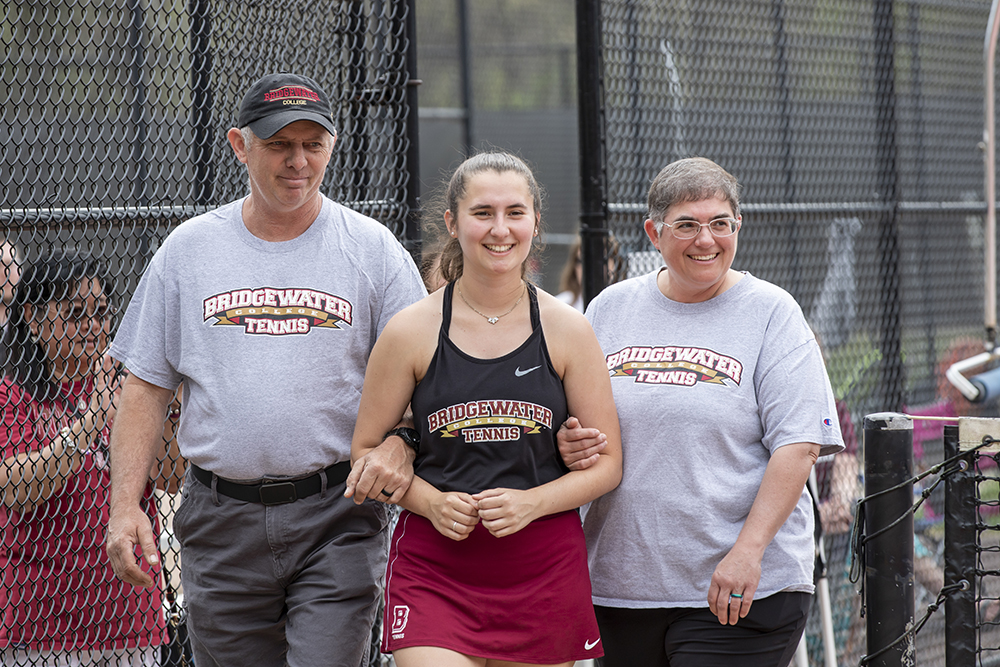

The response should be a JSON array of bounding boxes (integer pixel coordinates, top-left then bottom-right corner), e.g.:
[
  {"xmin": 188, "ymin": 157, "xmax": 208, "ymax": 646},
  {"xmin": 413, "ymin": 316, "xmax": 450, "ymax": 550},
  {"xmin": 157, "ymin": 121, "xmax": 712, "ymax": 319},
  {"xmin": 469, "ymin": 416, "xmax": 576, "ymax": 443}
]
[
  {"xmin": 557, "ymin": 416, "xmax": 607, "ymax": 471},
  {"xmin": 106, "ymin": 505, "xmax": 158, "ymax": 588},
  {"xmin": 344, "ymin": 435, "xmax": 416, "ymax": 504}
]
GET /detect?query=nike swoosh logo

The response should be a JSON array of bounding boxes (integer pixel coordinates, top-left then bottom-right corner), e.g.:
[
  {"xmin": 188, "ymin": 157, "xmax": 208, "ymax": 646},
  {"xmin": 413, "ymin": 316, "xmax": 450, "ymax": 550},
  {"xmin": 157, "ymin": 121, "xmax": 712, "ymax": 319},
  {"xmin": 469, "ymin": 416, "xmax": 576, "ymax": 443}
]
[
  {"xmin": 585, "ymin": 638, "xmax": 601, "ymax": 650},
  {"xmin": 514, "ymin": 365, "xmax": 542, "ymax": 377}
]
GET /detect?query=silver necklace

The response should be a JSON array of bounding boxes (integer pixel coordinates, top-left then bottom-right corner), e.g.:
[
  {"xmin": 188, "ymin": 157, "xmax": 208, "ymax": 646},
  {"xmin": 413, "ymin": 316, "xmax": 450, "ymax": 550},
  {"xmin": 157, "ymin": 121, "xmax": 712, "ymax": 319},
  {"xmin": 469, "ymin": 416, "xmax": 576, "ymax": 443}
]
[{"xmin": 457, "ymin": 281, "xmax": 525, "ymax": 325}]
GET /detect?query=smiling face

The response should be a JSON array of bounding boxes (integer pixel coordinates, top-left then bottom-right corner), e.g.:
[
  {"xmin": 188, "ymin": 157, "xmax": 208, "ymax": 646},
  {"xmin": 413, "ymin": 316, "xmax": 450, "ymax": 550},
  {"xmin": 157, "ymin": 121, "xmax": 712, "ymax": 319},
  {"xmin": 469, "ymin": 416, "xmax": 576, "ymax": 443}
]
[
  {"xmin": 644, "ymin": 195, "xmax": 741, "ymax": 303},
  {"xmin": 445, "ymin": 169, "xmax": 539, "ymax": 279},
  {"xmin": 24, "ymin": 276, "xmax": 111, "ymax": 382},
  {"xmin": 228, "ymin": 120, "xmax": 335, "ymax": 223}
]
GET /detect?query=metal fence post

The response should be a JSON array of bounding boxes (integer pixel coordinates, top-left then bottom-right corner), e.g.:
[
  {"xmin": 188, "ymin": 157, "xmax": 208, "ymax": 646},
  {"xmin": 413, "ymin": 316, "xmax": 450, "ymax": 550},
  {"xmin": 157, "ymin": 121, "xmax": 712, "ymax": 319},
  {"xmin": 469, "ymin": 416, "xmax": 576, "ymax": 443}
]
[
  {"xmin": 944, "ymin": 423, "xmax": 976, "ymax": 666},
  {"xmin": 864, "ymin": 412, "xmax": 914, "ymax": 667},
  {"xmin": 575, "ymin": 0, "xmax": 608, "ymax": 310}
]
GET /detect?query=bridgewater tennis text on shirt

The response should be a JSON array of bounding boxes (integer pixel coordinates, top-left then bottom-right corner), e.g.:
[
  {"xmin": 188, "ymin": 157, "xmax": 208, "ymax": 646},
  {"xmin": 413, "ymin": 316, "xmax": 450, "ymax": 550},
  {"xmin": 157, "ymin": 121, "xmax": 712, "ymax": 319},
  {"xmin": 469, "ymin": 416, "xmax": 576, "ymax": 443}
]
[
  {"xmin": 606, "ymin": 345, "xmax": 743, "ymax": 386},
  {"xmin": 427, "ymin": 400, "xmax": 554, "ymax": 442},
  {"xmin": 203, "ymin": 287, "xmax": 353, "ymax": 334}
]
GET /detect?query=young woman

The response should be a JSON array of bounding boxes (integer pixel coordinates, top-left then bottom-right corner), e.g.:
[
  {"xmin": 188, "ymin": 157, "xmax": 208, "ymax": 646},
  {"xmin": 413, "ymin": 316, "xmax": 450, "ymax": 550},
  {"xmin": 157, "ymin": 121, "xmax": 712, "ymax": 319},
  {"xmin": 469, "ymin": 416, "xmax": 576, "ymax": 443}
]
[{"xmin": 351, "ymin": 152, "xmax": 622, "ymax": 667}]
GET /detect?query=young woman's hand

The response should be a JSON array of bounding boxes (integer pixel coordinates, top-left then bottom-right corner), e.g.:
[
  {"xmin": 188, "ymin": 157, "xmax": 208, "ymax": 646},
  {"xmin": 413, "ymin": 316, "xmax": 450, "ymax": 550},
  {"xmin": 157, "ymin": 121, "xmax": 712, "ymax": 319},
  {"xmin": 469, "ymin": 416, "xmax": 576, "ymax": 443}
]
[
  {"xmin": 428, "ymin": 491, "xmax": 480, "ymax": 541},
  {"xmin": 473, "ymin": 488, "xmax": 539, "ymax": 538}
]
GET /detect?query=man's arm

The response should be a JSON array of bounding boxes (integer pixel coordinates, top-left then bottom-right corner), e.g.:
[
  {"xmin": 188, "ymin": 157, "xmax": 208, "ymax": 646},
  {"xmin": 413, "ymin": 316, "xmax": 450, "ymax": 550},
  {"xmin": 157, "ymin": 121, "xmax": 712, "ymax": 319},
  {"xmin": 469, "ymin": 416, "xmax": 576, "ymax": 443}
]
[
  {"xmin": 106, "ymin": 373, "xmax": 174, "ymax": 588},
  {"xmin": 556, "ymin": 416, "xmax": 608, "ymax": 471},
  {"xmin": 344, "ymin": 411, "xmax": 417, "ymax": 505}
]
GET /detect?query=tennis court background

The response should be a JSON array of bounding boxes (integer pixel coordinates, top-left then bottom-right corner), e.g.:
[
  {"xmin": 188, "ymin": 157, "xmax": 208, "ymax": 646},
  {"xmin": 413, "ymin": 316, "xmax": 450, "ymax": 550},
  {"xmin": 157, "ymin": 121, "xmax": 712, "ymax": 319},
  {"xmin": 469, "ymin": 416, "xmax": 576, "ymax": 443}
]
[{"xmin": 4, "ymin": 0, "xmax": 1000, "ymax": 665}]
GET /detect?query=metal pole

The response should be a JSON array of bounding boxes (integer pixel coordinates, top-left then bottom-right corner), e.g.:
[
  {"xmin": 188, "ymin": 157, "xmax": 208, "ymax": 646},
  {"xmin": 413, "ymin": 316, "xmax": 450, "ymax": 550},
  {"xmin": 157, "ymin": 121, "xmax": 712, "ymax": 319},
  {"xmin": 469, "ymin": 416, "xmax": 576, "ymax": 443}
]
[
  {"xmin": 576, "ymin": 0, "xmax": 608, "ymax": 310},
  {"xmin": 457, "ymin": 0, "xmax": 473, "ymax": 156},
  {"xmin": 403, "ymin": 0, "xmax": 421, "ymax": 256},
  {"xmin": 772, "ymin": 0, "xmax": 801, "ymax": 300},
  {"xmin": 984, "ymin": 0, "xmax": 1000, "ymax": 346},
  {"xmin": 944, "ymin": 423, "xmax": 976, "ymax": 666},
  {"xmin": 863, "ymin": 412, "xmax": 914, "ymax": 667},
  {"xmin": 872, "ymin": 0, "xmax": 905, "ymax": 412},
  {"xmin": 189, "ymin": 0, "xmax": 214, "ymax": 207},
  {"xmin": 128, "ymin": 0, "xmax": 148, "ymax": 207}
]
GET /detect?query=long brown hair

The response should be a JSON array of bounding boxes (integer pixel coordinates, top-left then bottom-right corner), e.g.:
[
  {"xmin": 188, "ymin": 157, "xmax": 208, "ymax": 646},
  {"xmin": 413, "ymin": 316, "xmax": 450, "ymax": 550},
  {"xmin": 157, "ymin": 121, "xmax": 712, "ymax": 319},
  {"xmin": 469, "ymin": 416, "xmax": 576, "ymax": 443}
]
[{"xmin": 434, "ymin": 151, "xmax": 544, "ymax": 283}]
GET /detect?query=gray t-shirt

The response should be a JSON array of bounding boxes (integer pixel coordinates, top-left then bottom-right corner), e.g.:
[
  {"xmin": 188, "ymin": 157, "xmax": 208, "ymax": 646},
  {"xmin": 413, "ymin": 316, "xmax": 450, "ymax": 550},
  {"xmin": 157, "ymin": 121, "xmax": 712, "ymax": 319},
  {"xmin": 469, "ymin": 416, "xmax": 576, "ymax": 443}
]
[
  {"xmin": 110, "ymin": 196, "xmax": 426, "ymax": 480},
  {"xmin": 582, "ymin": 270, "xmax": 844, "ymax": 608}
]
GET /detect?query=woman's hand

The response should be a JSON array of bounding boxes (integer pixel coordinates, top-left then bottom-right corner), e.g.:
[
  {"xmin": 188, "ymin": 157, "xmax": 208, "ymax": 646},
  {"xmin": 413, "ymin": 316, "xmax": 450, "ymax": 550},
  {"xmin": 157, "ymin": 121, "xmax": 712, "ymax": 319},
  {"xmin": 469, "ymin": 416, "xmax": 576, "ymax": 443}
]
[
  {"xmin": 473, "ymin": 487, "xmax": 539, "ymax": 538},
  {"xmin": 427, "ymin": 491, "xmax": 480, "ymax": 541},
  {"xmin": 707, "ymin": 544, "xmax": 762, "ymax": 625}
]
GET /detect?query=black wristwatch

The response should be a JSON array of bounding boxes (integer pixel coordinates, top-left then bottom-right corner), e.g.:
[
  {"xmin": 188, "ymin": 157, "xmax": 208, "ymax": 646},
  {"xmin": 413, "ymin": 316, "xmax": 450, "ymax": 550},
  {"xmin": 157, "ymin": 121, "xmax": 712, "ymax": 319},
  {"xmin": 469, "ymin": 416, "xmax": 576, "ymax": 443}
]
[{"xmin": 385, "ymin": 427, "xmax": 420, "ymax": 455}]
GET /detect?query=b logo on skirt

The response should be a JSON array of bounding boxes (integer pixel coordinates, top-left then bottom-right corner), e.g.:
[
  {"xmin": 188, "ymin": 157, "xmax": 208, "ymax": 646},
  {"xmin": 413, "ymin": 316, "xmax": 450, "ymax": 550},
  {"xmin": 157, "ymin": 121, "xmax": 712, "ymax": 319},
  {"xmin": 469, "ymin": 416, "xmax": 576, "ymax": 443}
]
[{"xmin": 391, "ymin": 605, "xmax": 410, "ymax": 637}]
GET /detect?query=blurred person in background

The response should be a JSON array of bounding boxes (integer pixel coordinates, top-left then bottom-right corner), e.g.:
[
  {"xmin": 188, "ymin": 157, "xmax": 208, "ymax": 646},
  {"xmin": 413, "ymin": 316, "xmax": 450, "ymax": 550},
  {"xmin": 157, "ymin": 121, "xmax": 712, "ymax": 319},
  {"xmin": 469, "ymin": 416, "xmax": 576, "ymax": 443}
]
[
  {"xmin": 0, "ymin": 240, "xmax": 22, "ymax": 328},
  {"xmin": 556, "ymin": 234, "xmax": 627, "ymax": 313},
  {"xmin": 0, "ymin": 250, "xmax": 182, "ymax": 666}
]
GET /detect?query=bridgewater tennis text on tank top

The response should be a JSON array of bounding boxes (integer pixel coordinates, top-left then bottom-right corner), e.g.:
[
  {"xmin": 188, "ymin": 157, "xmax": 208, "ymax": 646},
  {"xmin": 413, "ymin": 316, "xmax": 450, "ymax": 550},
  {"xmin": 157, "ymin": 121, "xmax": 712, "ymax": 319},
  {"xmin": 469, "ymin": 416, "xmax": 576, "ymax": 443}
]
[{"xmin": 411, "ymin": 282, "xmax": 569, "ymax": 494}]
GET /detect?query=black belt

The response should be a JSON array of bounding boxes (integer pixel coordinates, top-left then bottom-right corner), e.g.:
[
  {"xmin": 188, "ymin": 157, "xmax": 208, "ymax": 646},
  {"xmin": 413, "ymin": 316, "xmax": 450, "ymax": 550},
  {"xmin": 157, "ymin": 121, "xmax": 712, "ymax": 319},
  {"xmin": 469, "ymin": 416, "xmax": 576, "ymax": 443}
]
[{"xmin": 191, "ymin": 462, "xmax": 351, "ymax": 505}]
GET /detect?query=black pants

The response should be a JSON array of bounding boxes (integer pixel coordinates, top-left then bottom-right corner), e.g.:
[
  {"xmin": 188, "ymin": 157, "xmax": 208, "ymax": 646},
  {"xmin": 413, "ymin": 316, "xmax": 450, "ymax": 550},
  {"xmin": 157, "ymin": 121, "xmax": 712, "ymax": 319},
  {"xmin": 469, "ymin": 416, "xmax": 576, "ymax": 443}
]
[{"xmin": 594, "ymin": 592, "xmax": 810, "ymax": 667}]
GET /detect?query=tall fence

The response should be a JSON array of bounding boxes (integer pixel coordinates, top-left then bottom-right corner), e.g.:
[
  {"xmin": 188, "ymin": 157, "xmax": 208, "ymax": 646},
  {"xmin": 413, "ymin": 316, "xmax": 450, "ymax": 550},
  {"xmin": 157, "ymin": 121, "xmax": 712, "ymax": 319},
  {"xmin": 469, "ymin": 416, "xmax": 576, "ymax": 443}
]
[
  {"xmin": 583, "ymin": 1, "xmax": 1000, "ymax": 665},
  {"xmin": 1, "ymin": 1, "xmax": 413, "ymax": 663}
]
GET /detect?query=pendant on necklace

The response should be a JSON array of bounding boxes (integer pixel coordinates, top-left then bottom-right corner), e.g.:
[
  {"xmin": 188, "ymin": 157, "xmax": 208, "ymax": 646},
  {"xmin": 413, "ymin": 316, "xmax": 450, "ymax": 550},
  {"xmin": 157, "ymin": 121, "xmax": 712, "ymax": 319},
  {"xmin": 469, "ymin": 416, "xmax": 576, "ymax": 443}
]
[{"xmin": 487, "ymin": 317, "xmax": 499, "ymax": 324}]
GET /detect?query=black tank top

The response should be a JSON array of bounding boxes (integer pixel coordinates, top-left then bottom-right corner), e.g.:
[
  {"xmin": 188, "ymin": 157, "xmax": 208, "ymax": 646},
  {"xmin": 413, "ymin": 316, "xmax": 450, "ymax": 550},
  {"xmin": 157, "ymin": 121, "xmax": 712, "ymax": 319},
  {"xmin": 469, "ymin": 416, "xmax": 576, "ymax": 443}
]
[{"xmin": 411, "ymin": 281, "xmax": 570, "ymax": 494}]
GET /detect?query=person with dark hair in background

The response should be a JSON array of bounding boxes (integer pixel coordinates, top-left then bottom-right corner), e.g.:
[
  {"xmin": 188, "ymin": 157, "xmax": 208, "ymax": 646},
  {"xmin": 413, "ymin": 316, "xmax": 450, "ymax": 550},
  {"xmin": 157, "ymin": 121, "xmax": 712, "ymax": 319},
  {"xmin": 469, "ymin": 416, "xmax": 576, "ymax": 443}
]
[
  {"xmin": 352, "ymin": 151, "xmax": 621, "ymax": 666},
  {"xmin": 556, "ymin": 234, "xmax": 626, "ymax": 313},
  {"xmin": 0, "ymin": 250, "xmax": 181, "ymax": 666},
  {"xmin": 105, "ymin": 73, "xmax": 426, "ymax": 667},
  {"xmin": 558, "ymin": 157, "xmax": 844, "ymax": 667},
  {"xmin": 0, "ymin": 240, "xmax": 22, "ymax": 328}
]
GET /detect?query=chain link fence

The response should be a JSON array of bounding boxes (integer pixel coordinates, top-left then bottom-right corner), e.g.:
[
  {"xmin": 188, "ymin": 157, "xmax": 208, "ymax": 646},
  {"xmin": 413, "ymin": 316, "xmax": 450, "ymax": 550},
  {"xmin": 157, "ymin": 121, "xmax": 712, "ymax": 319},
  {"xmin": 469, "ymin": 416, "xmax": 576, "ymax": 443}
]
[
  {"xmin": 2, "ymin": 0, "xmax": 411, "ymax": 663},
  {"xmin": 6, "ymin": 0, "xmax": 1000, "ymax": 664},
  {"xmin": 594, "ymin": 1, "xmax": 996, "ymax": 665}
]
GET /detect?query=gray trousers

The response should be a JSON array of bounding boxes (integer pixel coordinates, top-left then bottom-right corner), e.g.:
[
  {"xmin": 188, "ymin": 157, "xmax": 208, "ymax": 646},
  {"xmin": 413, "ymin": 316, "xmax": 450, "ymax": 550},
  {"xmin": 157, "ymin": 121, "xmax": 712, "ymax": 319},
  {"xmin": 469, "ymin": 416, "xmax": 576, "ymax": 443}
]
[{"xmin": 173, "ymin": 470, "xmax": 388, "ymax": 667}]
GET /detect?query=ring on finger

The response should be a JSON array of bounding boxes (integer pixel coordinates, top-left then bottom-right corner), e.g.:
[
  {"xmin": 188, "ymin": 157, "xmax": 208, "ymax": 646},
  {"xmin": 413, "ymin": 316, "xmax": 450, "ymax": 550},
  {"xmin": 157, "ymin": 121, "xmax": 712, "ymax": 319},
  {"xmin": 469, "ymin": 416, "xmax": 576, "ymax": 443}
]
[
  {"xmin": 452, "ymin": 520, "xmax": 458, "ymax": 531},
  {"xmin": 380, "ymin": 489, "xmax": 392, "ymax": 497},
  {"xmin": 729, "ymin": 593, "xmax": 743, "ymax": 601}
]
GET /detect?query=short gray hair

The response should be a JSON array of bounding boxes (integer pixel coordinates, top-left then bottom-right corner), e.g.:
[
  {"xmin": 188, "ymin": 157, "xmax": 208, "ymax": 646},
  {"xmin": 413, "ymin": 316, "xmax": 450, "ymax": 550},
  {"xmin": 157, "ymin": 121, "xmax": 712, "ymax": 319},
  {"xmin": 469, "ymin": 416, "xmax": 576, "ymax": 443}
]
[{"xmin": 647, "ymin": 157, "xmax": 741, "ymax": 224}]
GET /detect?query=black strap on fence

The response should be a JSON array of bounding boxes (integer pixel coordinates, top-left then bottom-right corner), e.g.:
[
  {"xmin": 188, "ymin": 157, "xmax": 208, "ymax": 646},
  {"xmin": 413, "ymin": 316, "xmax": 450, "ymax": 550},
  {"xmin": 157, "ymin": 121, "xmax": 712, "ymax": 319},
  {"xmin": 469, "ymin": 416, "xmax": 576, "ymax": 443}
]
[
  {"xmin": 943, "ymin": 424, "xmax": 977, "ymax": 666},
  {"xmin": 850, "ymin": 414, "xmax": 994, "ymax": 666}
]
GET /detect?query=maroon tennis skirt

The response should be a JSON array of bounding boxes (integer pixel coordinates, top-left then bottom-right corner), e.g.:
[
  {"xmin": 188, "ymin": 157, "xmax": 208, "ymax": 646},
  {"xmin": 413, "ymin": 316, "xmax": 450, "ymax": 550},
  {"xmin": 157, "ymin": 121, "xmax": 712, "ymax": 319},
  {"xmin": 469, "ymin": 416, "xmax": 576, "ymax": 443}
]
[{"xmin": 382, "ymin": 509, "xmax": 603, "ymax": 663}]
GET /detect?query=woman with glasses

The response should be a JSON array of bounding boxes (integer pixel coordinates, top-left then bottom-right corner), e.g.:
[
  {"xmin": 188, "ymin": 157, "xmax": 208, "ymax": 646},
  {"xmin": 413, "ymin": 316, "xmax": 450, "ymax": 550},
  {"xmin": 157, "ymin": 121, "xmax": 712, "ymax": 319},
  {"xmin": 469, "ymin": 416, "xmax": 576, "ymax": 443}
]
[
  {"xmin": 0, "ymin": 250, "xmax": 180, "ymax": 666},
  {"xmin": 563, "ymin": 157, "xmax": 844, "ymax": 667}
]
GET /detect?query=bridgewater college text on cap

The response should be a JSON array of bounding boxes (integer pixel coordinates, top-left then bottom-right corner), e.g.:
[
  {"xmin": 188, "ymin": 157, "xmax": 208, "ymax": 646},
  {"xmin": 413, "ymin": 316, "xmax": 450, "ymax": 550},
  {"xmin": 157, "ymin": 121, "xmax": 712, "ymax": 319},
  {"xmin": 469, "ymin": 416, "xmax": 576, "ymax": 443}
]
[{"xmin": 238, "ymin": 73, "xmax": 337, "ymax": 140}]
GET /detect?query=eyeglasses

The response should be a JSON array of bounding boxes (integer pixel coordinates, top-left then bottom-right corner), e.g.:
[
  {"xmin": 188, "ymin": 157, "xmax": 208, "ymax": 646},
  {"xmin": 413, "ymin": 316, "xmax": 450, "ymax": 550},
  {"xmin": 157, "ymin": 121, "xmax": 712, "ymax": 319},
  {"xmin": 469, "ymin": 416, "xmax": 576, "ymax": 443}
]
[
  {"xmin": 656, "ymin": 217, "xmax": 741, "ymax": 240},
  {"xmin": 62, "ymin": 303, "xmax": 116, "ymax": 327}
]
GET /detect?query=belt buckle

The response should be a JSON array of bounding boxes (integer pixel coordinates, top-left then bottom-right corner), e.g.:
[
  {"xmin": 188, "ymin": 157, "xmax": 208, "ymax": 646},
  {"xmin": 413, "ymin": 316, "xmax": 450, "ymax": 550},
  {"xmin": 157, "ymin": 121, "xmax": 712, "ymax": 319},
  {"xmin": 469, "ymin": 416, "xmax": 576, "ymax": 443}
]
[{"xmin": 259, "ymin": 481, "xmax": 297, "ymax": 505}]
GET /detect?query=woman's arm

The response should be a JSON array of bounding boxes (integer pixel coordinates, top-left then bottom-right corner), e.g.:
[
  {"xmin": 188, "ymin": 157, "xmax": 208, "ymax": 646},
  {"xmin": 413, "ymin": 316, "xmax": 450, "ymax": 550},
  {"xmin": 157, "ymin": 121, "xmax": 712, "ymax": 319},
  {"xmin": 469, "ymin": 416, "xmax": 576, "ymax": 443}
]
[
  {"xmin": 348, "ymin": 305, "xmax": 431, "ymax": 504},
  {"xmin": 1, "ymin": 353, "xmax": 120, "ymax": 513},
  {"xmin": 349, "ymin": 302, "xmax": 480, "ymax": 538},
  {"xmin": 149, "ymin": 385, "xmax": 186, "ymax": 494},
  {"xmin": 706, "ymin": 441, "xmax": 820, "ymax": 625},
  {"xmin": 475, "ymin": 305, "xmax": 623, "ymax": 537}
]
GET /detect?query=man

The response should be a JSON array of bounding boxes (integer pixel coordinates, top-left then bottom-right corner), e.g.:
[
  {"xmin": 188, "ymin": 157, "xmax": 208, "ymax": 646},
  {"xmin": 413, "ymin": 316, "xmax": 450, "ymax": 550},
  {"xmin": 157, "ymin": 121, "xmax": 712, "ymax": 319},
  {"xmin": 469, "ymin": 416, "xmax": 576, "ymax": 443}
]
[{"xmin": 105, "ymin": 73, "xmax": 426, "ymax": 667}]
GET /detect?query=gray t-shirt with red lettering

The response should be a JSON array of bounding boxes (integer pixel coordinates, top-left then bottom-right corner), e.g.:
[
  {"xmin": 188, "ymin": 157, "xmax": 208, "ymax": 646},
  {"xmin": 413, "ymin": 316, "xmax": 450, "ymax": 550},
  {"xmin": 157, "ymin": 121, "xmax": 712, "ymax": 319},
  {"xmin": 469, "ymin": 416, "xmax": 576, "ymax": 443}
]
[
  {"xmin": 110, "ymin": 196, "xmax": 426, "ymax": 480},
  {"xmin": 582, "ymin": 270, "xmax": 844, "ymax": 608}
]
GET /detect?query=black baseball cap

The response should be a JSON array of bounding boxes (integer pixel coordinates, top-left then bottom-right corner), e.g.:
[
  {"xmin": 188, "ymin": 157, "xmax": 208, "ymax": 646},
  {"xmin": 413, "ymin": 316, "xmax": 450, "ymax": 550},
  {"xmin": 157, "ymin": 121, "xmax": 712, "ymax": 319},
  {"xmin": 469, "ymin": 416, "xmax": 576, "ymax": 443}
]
[{"xmin": 237, "ymin": 73, "xmax": 337, "ymax": 139}]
